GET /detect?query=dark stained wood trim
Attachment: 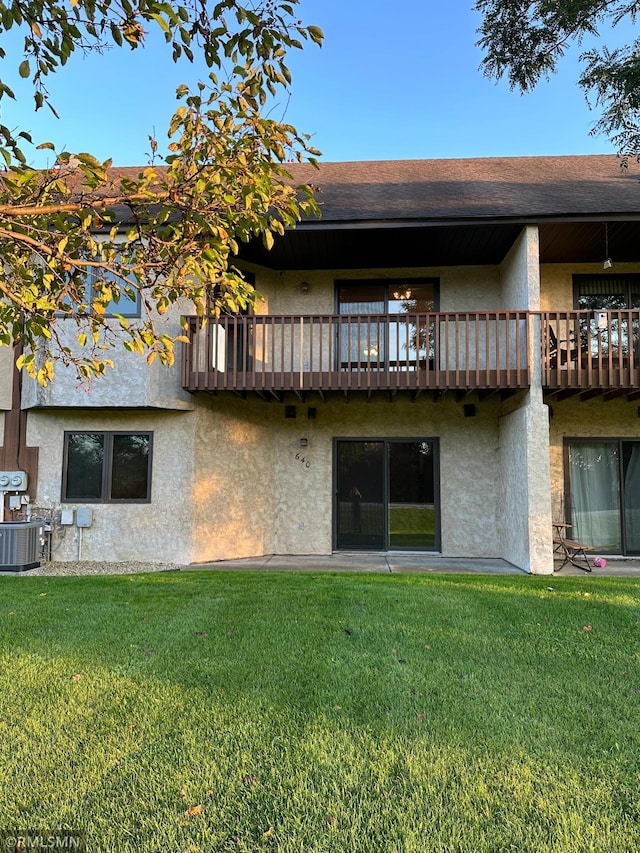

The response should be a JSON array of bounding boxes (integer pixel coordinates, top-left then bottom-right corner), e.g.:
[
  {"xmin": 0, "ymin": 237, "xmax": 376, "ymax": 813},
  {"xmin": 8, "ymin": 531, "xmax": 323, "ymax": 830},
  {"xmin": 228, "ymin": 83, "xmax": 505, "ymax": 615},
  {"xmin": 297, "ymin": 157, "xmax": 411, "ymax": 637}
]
[
  {"xmin": 0, "ymin": 345, "xmax": 39, "ymax": 503},
  {"xmin": 182, "ymin": 311, "xmax": 531, "ymax": 397},
  {"xmin": 542, "ymin": 310, "xmax": 640, "ymax": 395}
]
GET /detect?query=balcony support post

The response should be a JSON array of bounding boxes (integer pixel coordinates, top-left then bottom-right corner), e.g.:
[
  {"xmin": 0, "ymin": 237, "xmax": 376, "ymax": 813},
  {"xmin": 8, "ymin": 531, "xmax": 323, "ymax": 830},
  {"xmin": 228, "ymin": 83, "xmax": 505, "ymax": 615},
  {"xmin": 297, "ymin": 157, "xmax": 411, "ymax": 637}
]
[{"xmin": 498, "ymin": 389, "xmax": 554, "ymax": 574}]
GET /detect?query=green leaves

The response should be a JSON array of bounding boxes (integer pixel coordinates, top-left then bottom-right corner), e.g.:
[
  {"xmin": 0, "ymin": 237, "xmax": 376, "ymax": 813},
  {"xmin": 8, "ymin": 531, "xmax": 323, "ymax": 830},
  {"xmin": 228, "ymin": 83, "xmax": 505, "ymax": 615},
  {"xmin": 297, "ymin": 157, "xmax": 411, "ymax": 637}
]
[
  {"xmin": 476, "ymin": 0, "xmax": 640, "ymax": 156},
  {"xmin": 579, "ymin": 39, "xmax": 640, "ymax": 163},
  {"xmin": 0, "ymin": 0, "xmax": 322, "ymax": 384},
  {"xmin": 307, "ymin": 25, "xmax": 324, "ymax": 46}
]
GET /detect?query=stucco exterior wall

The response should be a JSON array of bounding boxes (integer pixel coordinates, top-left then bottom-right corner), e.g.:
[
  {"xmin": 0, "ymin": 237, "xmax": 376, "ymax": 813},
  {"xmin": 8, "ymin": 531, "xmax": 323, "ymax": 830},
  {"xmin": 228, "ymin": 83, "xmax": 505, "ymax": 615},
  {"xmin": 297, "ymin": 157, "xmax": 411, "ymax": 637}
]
[
  {"xmin": 23, "ymin": 246, "xmax": 569, "ymax": 569},
  {"xmin": 21, "ymin": 303, "xmax": 195, "ymax": 411},
  {"xmin": 190, "ymin": 396, "xmax": 276, "ymax": 563},
  {"xmin": 300, "ymin": 396, "xmax": 504, "ymax": 560},
  {"xmin": 548, "ymin": 397, "xmax": 640, "ymax": 523},
  {"xmin": 251, "ymin": 265, "xmax": 504, "ymax": 314},
  {"xmin": 0, "ymin": 346, "xmax": 13, "ymax": 411},
  {"xmin": 500, "ymin": 226, "xmax": 540, "ymax": 310},
  {"xmin": 540, "ymin": 262, "xmax": 640, "ymax": 310},
  {"xmin": 493, "ymin": 228, "xmax": 553, "ymax": 573},
  {"xmin": 498, "ymin": 391, "xmax": 553, "ymax": 573},
  {"xmin": 26, "ymin": 382, "xmax": 518, "ymax": 566},
  {"xmin": 189, "ymin": 394, "xmax": 504, "ymax": 561},
  {"xmin": 27, "ymin": 409, "xmax": 195, "ymax": 563}
]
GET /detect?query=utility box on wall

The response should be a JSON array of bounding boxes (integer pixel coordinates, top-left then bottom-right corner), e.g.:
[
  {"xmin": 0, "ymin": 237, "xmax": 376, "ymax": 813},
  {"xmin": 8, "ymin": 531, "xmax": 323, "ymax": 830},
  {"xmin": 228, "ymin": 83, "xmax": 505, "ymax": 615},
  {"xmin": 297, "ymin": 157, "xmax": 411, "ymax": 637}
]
[
  {"xmin": 0, "ymin": 471, "xmax": 28, "ymax": 491},
  {"xmin": 0, "ymin": 521, "xmax": 42, "ymax": 571},
  {"xmin": 76, "ymin": 507, "xmax": 93, "ymax": 528}
]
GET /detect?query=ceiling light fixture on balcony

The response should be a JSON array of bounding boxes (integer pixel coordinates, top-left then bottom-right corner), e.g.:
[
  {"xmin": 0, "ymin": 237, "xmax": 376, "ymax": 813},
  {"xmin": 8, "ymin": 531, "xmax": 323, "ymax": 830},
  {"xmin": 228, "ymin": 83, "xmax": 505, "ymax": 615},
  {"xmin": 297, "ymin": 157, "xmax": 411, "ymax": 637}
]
[
  {"xmin": 393, "ymin": 288, "xmax": 412, "ymax": 301},
  {"xmin": 603, "ymin": 223, "xmax": 613, "ymax": 270}
]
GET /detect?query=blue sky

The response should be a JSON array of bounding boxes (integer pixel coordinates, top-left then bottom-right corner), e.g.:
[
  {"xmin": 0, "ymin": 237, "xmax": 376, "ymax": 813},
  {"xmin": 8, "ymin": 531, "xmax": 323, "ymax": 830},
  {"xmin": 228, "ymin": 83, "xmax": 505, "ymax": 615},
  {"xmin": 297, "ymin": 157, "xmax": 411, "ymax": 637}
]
[{"xmin": 1, "ymin": 0, "xmax": 635, "ymax": 166}]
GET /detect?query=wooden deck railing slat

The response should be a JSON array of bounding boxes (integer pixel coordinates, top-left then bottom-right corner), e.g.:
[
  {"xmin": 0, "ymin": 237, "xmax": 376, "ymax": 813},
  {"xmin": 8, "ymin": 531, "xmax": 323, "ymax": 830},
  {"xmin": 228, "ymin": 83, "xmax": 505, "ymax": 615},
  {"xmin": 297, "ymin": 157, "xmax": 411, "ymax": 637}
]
[
  {"xmin": 542, "ymin": 310, "xmax": 640, "ymax": 390},
  {"xmin": 182, "ymin": 311, "xmax": 531, "ymax": 394}
]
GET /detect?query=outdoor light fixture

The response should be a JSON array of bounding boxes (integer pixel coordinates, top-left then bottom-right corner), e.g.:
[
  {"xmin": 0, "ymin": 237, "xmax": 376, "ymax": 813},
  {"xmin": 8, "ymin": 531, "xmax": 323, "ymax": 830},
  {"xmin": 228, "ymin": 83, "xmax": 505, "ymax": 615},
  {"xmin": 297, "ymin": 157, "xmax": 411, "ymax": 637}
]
[
  {"xmin": 603, "ymin": 223, "xmax": 613, "ymax": 270},
  {"xmin": 300, "ymin": 281, "xmax": 310, "ymax": 293}
]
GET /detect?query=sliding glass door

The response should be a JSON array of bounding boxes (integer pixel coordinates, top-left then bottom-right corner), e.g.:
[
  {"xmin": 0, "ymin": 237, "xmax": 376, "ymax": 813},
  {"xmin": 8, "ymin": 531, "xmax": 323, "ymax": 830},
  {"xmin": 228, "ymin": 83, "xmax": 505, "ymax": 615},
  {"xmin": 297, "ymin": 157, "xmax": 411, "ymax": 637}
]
[
  {"xmin": 623, "ymin": 442, "xmax": 640, "ymax": 553},
  {"xmin": 335, "ymin": 441, "xmax": 385, "ymax": 550},
  {"xmin": 337, "ymin": 280, "xmax": 438, "ymax": 371},
  {"xmin": 566, "ymin": 439, "xmax": 640, "ymax": 554},
  {"xmin": 388, "ymin": 441, "xmax": 437, "ymax": 548},
  {"xmin": 335, "ymin": 439, "xmax": 439, "ymax": 551}
]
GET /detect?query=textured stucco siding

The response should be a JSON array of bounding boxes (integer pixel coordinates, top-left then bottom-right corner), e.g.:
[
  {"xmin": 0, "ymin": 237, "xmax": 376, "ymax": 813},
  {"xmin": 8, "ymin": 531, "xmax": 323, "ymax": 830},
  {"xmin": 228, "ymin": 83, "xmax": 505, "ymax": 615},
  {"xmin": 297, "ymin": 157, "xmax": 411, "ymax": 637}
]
[
  {"xmin": 540, "ymin": 262, "xmax": 640, "ymax": 310},
  {"xmin": 21, "ymin": 303, "xmax": 195, "ymax": 411},
  {"xmin": 188, "ymin": 394, "xmax": 504, "ymax": 561},
  {"xmin": 0, "ymin": 347, "xmax": 13, "ymax": 411},
  {"xmin": 251, "ymin": 264, "xmax": 504, "ymax": 314},
  {"xmin": 24, "ymin": 250, "xmax": 562, "ymax": 569},
  {"xmin": 27, "ymin": 409, "xmax": 195, "ymax": 563},
  {"xmin": 498, "ymin": 392, "xmax": 553, "ymax": 574},
  {"xmin": 493, "ymin": 228, "xmax": 554, "ymax": 573},
  {"xmin": 500, "ymin": 226, "xmax": 540, "ymax": 310},
  {"xmin": 26, "ymin": 383, "xmax": 549, "ymax": 569},
  {"xmin": 190, "ymin": 396, "xmax": 276, "ymax": 563},
  {"xmin": 549, "ymin": 397, "xmax": 640, "ymax": 523}
]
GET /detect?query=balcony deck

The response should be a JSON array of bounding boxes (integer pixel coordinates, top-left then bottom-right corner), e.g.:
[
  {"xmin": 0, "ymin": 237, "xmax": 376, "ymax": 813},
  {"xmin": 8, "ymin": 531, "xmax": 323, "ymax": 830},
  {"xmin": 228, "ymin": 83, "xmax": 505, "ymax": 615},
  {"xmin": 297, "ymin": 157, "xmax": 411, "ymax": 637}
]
[
  {"xmin": 542, "ymin": 310, "xmax": 640, "ymax": 397},
  {"xmin": 182, "ymin": 311, "xmax": 530, "ymax": 397}
]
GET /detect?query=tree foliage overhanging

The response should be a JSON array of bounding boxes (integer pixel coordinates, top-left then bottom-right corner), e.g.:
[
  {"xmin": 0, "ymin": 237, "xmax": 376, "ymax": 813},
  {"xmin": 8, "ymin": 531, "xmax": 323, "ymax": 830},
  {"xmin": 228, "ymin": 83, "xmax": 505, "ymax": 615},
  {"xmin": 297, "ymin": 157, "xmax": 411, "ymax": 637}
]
[
  {"xmin": 0, "ymin": 0, "xmax": 322, "ymax": 384},
  {"xmin": 475, "ymin": 0, "xmax": 640, "ymax": 162}
]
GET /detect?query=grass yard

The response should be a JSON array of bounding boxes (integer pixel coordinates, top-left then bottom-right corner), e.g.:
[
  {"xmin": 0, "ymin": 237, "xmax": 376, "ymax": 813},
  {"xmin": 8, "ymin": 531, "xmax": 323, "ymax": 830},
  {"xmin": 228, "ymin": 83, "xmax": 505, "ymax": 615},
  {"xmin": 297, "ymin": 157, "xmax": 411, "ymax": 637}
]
[
  {"xmin": 0, "ymin": 571, "xmax": 639, "ymax": 852},
  {"xmin": 389, "ymin": 506, "xmax": 435, "ymax": 549}
]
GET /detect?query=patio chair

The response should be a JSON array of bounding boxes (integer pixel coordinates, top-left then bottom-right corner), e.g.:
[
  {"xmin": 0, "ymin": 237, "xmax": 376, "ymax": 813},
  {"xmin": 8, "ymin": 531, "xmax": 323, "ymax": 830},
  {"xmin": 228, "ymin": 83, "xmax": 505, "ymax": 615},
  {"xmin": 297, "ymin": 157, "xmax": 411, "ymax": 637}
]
[
  {"xmin": 548, "ymin": 324, "xmax": 580, "ymax": 369},
  {"xmin": 554, "ymin": 534, "xmax": 593, "ymax": 572}
]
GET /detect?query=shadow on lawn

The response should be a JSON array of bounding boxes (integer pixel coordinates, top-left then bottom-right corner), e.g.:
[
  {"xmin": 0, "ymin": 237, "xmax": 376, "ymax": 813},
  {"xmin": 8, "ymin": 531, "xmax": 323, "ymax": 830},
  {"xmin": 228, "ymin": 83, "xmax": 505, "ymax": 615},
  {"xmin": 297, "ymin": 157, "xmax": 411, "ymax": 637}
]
[
  {"xmin": 3, "ymin": 571, "xmax": 639, "ymax": 740},
  {"xmin": 2, "ymin": 572, "xmax": 640, "ymax": 851}
]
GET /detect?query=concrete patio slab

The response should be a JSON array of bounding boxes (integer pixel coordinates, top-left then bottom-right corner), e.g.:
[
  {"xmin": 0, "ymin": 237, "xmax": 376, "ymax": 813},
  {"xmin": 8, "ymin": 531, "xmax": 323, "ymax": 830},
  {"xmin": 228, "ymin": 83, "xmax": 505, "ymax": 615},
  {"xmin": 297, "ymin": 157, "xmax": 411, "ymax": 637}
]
[
  {"xmin": 553, "ymin": 557, "xmax": 640, "ymax": 578},
  {"xmin": 187, "ymin": 553, "xmax": 525, "ymax": 574},
  {"xmin": 187, "ymin": 553, "xmax": 640, "ymax": 576}
]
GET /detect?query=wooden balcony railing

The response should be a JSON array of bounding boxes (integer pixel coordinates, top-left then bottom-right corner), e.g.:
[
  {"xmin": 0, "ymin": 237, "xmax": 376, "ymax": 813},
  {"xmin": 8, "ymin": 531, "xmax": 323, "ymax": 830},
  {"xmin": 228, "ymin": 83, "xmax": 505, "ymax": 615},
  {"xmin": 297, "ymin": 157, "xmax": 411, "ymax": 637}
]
[
  {"xmin": 182, "ymin": 311, "xmax": 530, "ymax": 395},
  {"xmin": 543, "ymin": 310, "xmax": 640, "ymax": 391}
]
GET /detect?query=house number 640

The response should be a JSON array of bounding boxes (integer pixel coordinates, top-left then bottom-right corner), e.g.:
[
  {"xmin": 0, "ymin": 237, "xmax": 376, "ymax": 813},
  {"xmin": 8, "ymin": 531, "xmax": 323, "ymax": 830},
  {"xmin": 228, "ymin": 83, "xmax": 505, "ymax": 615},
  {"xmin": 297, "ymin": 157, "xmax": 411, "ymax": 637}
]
[{"xmin": 295, "ymin": 453, "xmax": 311, "ymax": 469}]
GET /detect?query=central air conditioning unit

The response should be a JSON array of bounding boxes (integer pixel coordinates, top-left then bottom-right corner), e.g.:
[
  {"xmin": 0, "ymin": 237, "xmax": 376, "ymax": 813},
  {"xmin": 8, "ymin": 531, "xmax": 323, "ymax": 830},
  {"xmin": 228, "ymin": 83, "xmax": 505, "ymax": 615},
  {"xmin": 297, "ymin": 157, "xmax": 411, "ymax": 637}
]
[{"xmin": 0, "ymin": 521, "xmax": 42, "ymax": 571}]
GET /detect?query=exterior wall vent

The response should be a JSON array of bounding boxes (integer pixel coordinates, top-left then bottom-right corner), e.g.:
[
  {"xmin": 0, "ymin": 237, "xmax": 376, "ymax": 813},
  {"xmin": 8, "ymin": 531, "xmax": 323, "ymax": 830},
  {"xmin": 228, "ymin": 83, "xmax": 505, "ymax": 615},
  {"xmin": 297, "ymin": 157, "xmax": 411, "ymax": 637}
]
[{"xmin": 0, "ymin": 521, "xmax": 42, "ymax": 571}]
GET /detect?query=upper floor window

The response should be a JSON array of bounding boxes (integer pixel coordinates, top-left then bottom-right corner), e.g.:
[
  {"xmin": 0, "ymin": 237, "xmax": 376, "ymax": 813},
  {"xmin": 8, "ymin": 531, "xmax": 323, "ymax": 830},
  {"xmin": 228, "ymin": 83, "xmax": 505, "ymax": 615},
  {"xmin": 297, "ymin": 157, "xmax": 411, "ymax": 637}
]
[
  {"xmin": 574, "ymin": 274, "xmax": 640, "ymax": 310},
  {"xmin": 57, "ymin": 254, "xmax": 141, "ymax": 317},
  {"xmin": 86, "ymin": 262, "xmax": 141, "ymax": 317},
  {"xmin": 335, "ymin": 279, "xmax": 439, "ymax": 369},
  {"xmin": 62, "ymin": 431, "xmax": 152, "ymax": 503},
  {"xmin": 336, "ymin": 279, "xmax": 439, "ymax": 314}
]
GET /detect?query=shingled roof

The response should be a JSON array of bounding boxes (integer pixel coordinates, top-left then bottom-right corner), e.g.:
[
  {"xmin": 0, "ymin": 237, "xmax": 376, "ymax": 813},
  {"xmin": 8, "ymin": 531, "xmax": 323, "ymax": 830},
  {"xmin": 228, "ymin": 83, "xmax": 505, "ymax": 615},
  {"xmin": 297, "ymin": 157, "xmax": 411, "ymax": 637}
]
[
  {"xmin": 285, "ymin": 155, "xmax": 640, "ymax": 224},
  {"xmin": 93, "ymin": 155, "xmax": 640, "ymax": 267}
]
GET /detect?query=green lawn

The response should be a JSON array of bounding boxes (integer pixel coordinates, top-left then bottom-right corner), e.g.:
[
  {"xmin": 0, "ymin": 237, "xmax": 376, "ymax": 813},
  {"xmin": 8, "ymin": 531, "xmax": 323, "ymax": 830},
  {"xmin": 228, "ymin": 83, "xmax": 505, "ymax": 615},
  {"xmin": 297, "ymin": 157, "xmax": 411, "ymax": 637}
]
[
  {"xmin": 389, "ymin": 505, "xmax": 435, "ymax": 548},
  {"xmin": 0, "ymin": 571, "xmax": 639, "ymax": 852}
]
